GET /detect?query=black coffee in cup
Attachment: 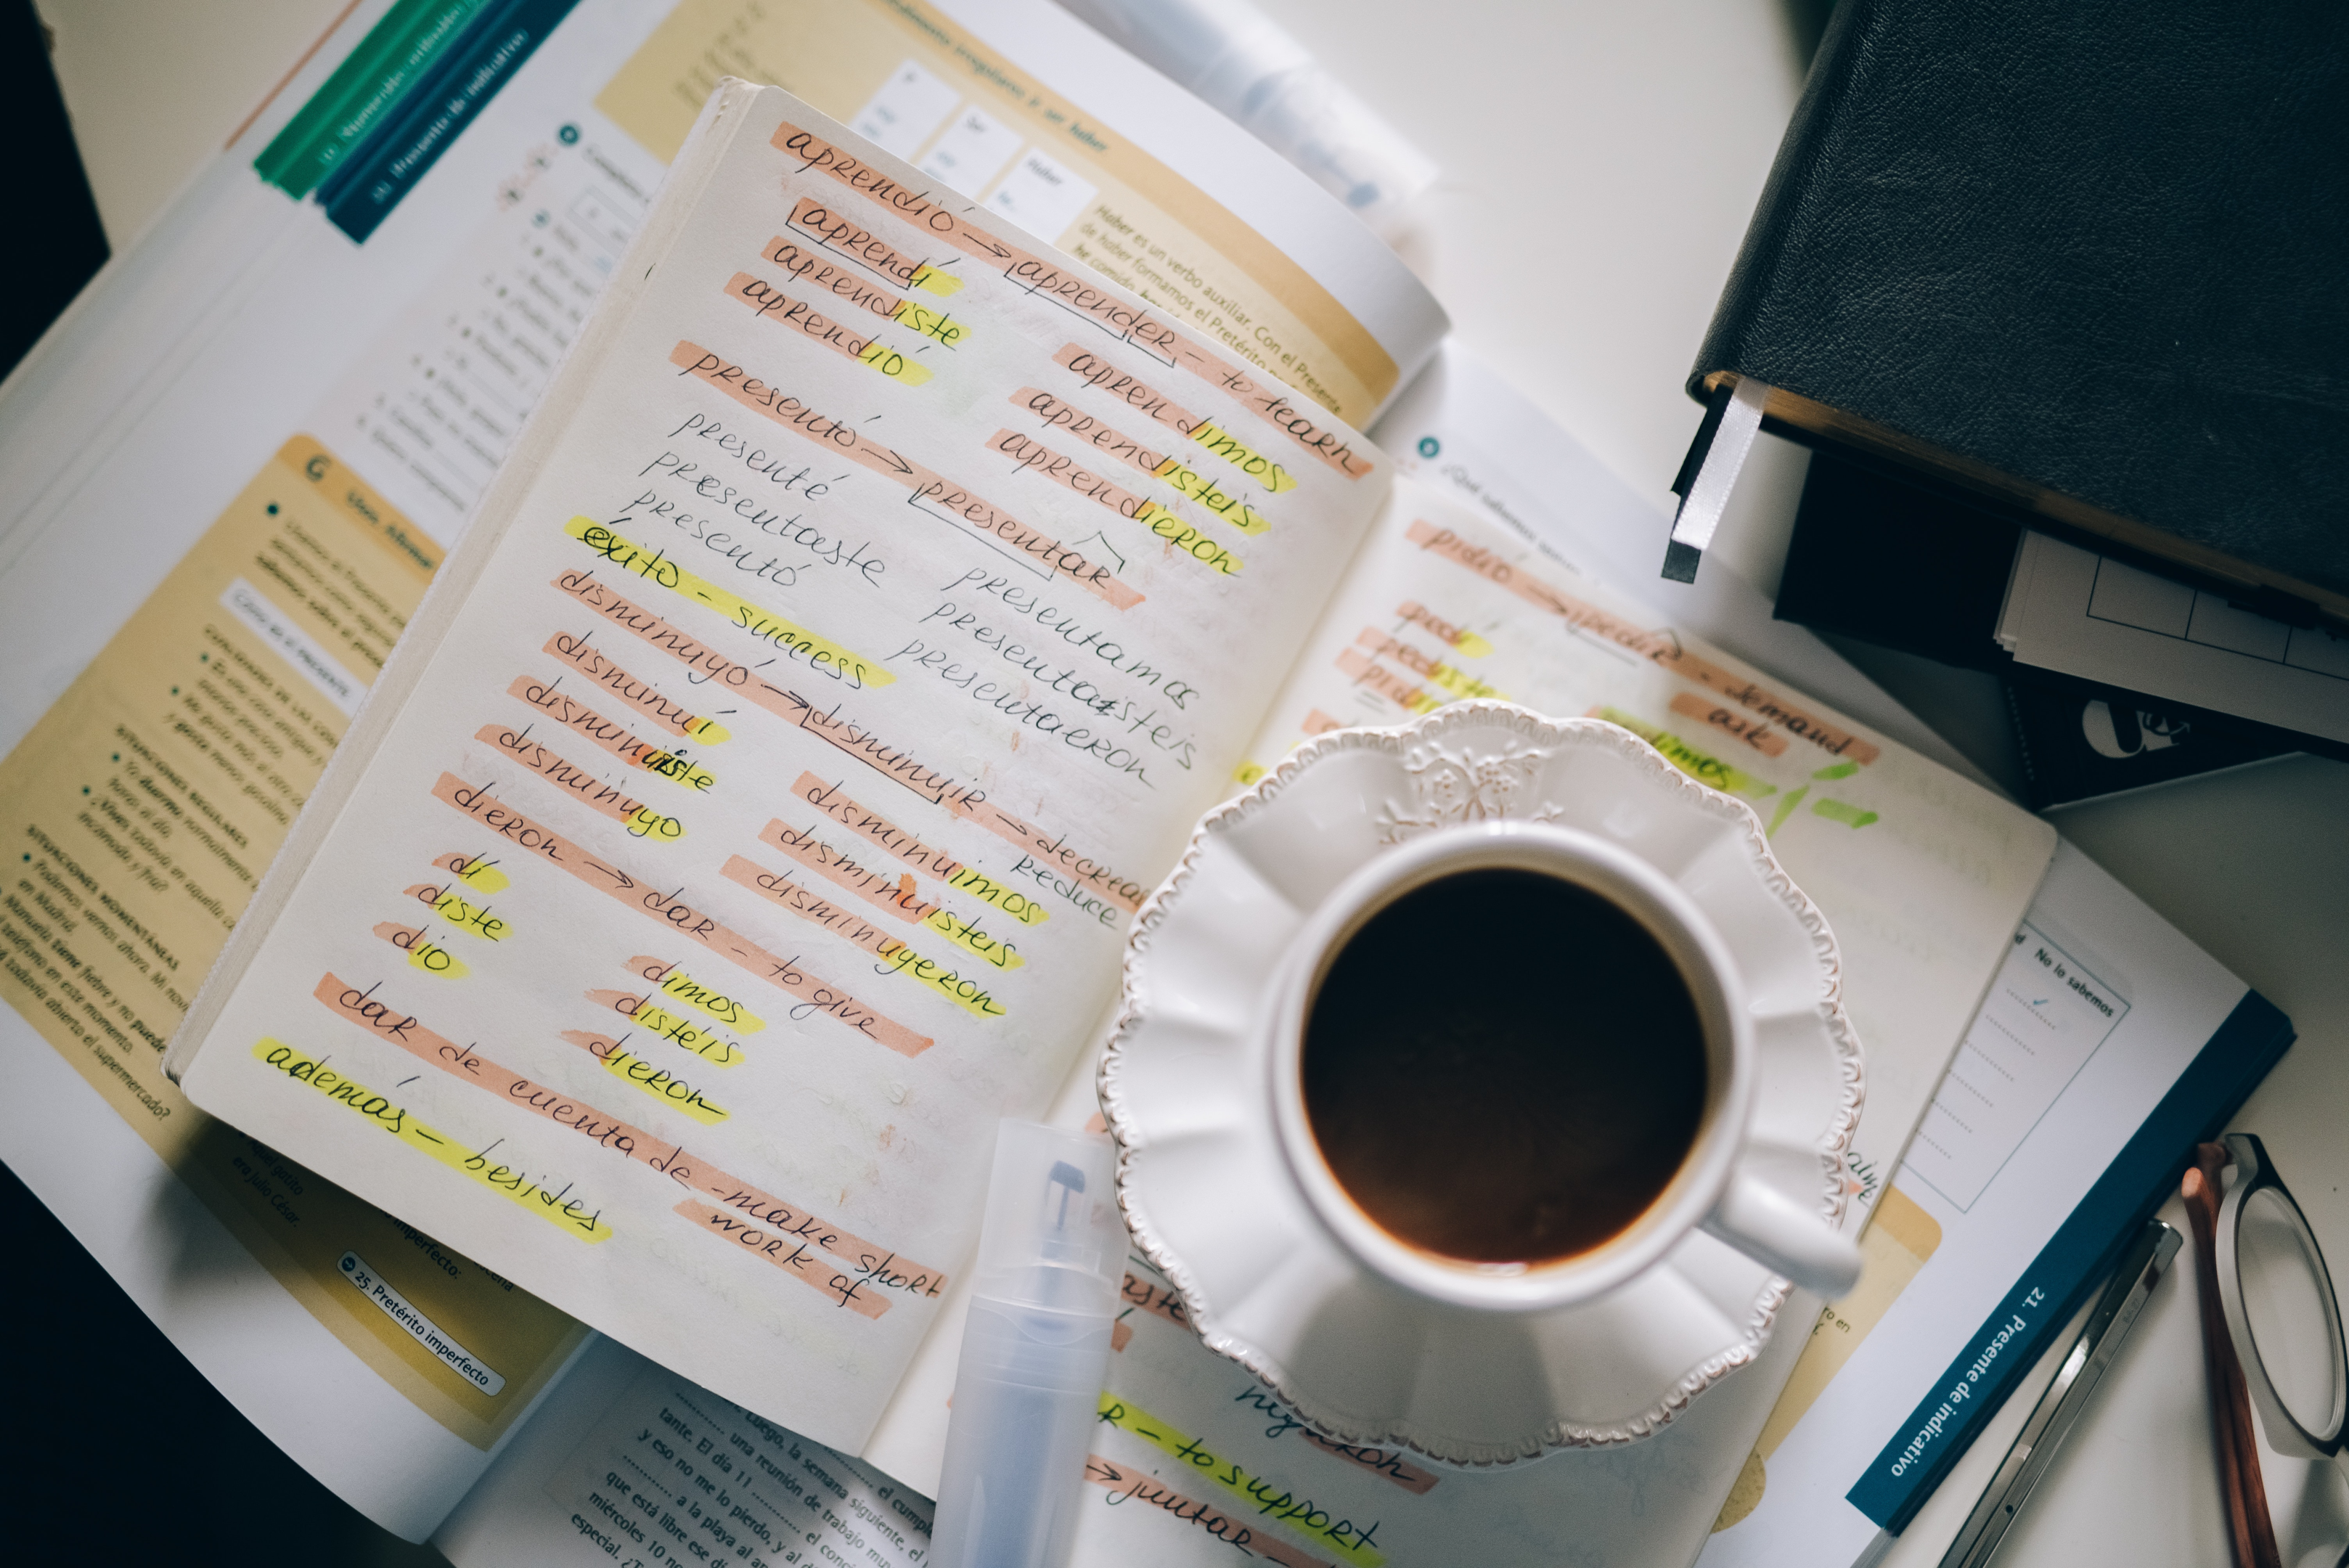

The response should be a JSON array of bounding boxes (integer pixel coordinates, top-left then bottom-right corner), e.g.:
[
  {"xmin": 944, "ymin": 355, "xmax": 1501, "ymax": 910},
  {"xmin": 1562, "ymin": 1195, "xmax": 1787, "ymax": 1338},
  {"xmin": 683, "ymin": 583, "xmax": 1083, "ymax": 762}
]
[{"xmin": 1301, "ymin": 867, "xmax": 1709, "ymax": 1266}]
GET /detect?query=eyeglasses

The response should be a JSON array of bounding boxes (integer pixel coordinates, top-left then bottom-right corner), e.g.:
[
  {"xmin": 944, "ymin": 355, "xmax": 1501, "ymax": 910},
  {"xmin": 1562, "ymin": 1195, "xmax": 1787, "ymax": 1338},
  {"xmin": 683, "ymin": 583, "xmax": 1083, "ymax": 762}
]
[{"xmin": 2185, "ymin": 1135, "xmax": 2348, "ymax": 1568}]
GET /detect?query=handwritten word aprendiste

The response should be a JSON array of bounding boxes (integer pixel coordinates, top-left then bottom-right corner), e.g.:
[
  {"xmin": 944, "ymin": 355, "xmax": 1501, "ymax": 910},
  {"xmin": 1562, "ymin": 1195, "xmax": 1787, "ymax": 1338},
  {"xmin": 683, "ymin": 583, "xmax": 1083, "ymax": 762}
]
[
  {"xmin": 430, "ymin": 772, "xmax": 930, "ymax": 1056},
  {"xmin": 250, "ymin": 1037, "xmax": 610, "ymax": 1241},
  {"xmin": 774, "ymin": 690, "xmax": 1146, "ymax": 914},
  {"xmin": 1405, "ymin": 520, "xmax": 1882, "ymax": 763},
  {"xmin": 666, "ymin": 342, "xmax": 1143, "ymax": 610},
  {"xmin": 310, "ymin": 975, "xmax": 939, "ymax": 1312},
  {"xmin": 772, "ymin": 118, "xmax": 1373, "ymax": 476}
]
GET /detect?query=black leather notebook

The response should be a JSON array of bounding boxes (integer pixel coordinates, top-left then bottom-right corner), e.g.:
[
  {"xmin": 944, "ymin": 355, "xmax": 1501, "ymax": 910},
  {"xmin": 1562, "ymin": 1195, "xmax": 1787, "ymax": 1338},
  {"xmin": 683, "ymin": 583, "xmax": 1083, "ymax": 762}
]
[{"xmin": 1691, "ymin": 0, "xmax": 2349, "ymax": 633}]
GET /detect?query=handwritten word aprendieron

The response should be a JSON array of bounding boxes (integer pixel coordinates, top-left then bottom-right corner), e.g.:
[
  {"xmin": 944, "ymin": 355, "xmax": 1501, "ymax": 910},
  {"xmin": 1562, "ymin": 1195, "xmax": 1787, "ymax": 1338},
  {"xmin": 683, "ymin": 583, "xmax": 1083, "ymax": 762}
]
[
  {"xmin": 665, "ymin": 342, "xmax": 1142, "ymax": 611},
  {"xmin": 431, "ymin": 772, "xmax": 930, "ymax": 1056},
  {"xmin": 249, "ymin": 1037, "xmax": 608, "ymax": 1241},
  {"xmin": 1407, "ymin": 520, "xmax": 1881, "ymax": 763},
  {"xmin": 987, "ymin": 428, "xmax": 1253, "ymax": 571},
  {"xmin": 309, "ymin": 975, "xmax": 939, "ymax": 1313}
]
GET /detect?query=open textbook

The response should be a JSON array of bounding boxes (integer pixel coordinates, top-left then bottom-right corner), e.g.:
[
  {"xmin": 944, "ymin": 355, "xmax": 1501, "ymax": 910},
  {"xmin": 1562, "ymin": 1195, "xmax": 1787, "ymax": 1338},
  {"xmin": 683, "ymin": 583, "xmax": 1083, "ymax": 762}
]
[
  {"xmin": 152, "ymin": 70, "xmax": 2050, "ymax": 1524},
  {"xmin": 0, "ymin": 1, "xmax": 2056, "ymax": 1553}
]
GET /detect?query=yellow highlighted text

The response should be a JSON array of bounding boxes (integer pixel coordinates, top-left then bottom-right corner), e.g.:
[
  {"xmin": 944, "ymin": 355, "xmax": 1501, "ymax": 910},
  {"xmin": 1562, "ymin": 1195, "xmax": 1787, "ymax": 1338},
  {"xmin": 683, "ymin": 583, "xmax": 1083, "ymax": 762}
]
[
  {"xmin": 563, "ymin": 517, "xmax": 893, "ymax": 687},
  {"xmin": 250, "ymin": 1040, "xmax": 610, "ymax": 1241}
]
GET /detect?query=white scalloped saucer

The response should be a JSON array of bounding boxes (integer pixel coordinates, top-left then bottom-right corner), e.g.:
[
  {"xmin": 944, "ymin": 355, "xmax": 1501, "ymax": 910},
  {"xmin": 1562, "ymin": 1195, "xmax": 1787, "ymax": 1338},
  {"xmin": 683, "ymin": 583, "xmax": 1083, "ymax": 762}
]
[{"xmin": 1100, "ymin": 703, "xmax": 1863, "ymax": 1466}]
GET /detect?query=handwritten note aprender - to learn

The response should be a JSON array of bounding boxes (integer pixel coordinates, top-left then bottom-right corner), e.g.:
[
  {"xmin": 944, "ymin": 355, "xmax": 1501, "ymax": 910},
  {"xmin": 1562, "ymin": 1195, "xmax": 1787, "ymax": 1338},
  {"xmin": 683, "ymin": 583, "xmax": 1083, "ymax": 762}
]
[{"xmin": 175, "ymin": 89, "xmax": 1392, "ymax": 1452}]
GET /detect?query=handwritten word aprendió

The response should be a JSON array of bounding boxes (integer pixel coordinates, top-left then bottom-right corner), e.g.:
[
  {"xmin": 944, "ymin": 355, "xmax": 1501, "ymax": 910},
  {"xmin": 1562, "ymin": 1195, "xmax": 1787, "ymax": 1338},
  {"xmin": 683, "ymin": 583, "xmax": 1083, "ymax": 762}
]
[
  {"xmin": 249, "ymin": 1037, "xmax": 609, "ymax": 1241},
  {"xmin": 722, "ymin": 271, "xmax": 931, "ymax": 386},
  {"xmin": 309, "ymin": 976, "xmax": 934, "ymax": 1312},
  {"xmin": 432, "ymin": 773, "xmax": 929, "ymax": 1055}
]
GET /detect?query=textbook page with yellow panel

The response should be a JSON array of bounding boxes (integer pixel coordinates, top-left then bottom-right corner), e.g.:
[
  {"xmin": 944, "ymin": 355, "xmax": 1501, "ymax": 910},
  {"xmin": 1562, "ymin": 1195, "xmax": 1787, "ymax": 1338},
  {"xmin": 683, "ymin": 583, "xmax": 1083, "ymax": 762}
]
[{"xmin": 170, "ymin": 81, "xmax": 1393, "ymax": 1454}]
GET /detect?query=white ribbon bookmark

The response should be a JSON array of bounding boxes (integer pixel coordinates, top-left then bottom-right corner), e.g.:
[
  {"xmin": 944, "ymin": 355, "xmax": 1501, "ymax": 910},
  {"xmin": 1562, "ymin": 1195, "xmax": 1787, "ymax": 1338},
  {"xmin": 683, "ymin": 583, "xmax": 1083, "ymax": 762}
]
[{"xmin": 1662, "ymin": 375, "xmax": 1770, "ymax": 582}]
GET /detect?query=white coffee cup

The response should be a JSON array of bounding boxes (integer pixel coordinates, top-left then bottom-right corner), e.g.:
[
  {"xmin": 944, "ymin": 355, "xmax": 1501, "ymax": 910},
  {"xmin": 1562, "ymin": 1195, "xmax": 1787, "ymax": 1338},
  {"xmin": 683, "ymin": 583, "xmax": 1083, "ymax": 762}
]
[{"xmin": 1262, "ymin": 819, "xmax": 1863, "ymax": 1312}]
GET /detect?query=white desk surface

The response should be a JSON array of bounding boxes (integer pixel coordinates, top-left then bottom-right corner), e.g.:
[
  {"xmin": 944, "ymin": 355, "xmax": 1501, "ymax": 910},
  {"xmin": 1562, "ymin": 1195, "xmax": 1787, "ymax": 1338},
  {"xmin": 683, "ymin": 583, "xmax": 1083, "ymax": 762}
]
[{"xmin": 38, "ymin": 1, "xmax": 2349, "ymax": 1562}]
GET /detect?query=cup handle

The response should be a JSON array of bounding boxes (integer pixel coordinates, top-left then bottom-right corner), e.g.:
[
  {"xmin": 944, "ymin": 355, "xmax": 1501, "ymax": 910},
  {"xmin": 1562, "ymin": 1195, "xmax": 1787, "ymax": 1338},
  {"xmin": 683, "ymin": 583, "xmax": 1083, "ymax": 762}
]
[{"xmin": 1702, "ymin": 1172, "xmax": 1863, "ymax": 1297}]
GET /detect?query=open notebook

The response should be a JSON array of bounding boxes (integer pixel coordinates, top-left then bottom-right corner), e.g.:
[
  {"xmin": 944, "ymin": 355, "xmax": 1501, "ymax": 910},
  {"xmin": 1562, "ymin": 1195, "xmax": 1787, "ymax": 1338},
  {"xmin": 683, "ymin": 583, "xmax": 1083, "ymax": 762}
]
[{"xmin": 154, "ymin": 71, "xmax": 2052, "ymax": 1516}]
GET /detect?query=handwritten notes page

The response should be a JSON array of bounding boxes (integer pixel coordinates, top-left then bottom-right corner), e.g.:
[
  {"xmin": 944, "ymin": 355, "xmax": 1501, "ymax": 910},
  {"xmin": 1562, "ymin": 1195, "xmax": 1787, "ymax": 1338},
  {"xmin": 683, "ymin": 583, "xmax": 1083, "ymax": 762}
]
[
  {"xmin": 1238, "ymin": 481, "xmax": 2059, "ymax": 1189},
  {"xmin": 175, "ymin": 83, "xmax": 1389, "ymax": 1453}
]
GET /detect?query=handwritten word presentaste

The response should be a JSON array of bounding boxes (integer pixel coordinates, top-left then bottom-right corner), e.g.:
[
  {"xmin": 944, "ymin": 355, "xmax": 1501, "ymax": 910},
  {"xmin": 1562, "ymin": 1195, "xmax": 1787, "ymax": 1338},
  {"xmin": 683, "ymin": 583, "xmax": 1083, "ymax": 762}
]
[
  {"xmin": 311, "ymin": 976, "xmax": 939, "ymax": 1315},
  {"xmin": 250, "ymin": 1038, "xmax": 610, "ymax": 1241}
]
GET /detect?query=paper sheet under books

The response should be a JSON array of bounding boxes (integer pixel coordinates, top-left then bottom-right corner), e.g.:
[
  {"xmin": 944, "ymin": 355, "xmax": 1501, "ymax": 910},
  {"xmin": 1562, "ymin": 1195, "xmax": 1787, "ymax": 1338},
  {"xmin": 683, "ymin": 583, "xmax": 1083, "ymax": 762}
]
[{"xmin": 1997, "ymin": 529, "xmax": 2349, "ymax": 746}]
